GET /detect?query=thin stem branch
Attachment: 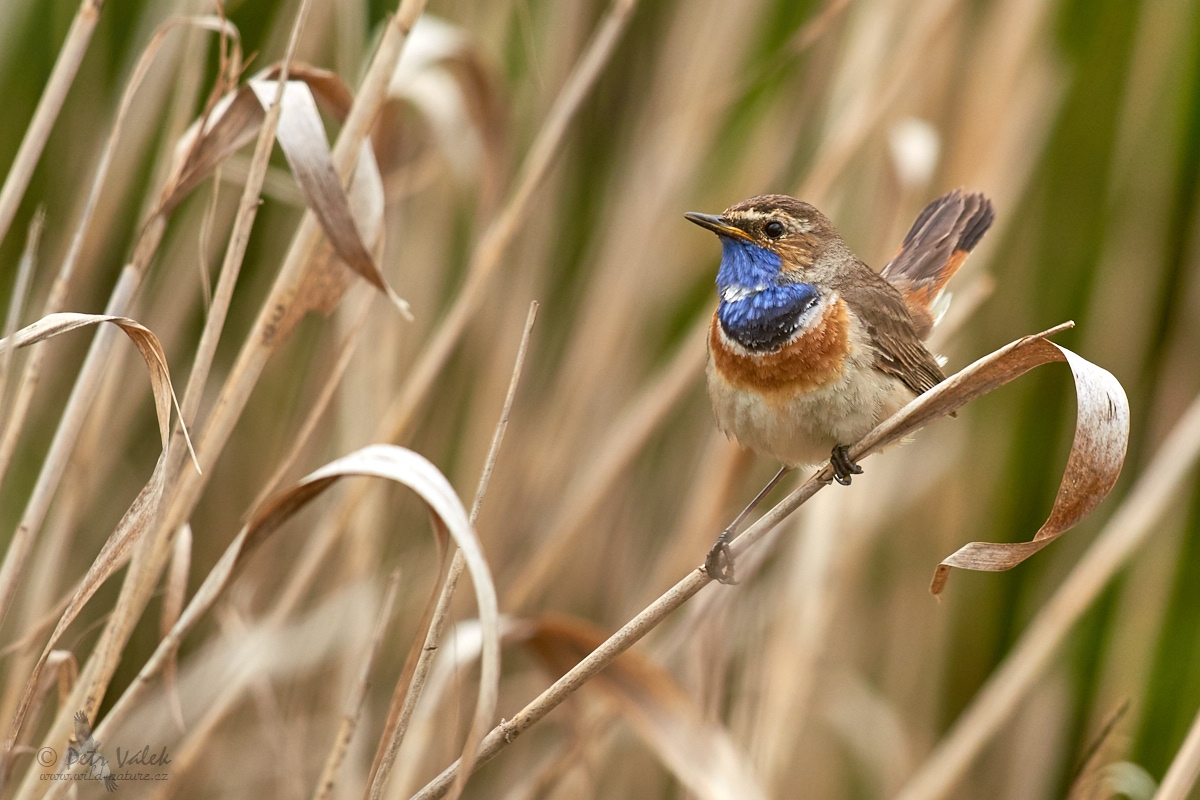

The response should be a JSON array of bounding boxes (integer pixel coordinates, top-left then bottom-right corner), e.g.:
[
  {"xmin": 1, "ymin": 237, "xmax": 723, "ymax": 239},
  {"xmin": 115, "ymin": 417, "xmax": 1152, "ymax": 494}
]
[
  {"xmin": 311, "ymin": 569, "xmax": 403, "ymax": 800},
  {"xmin": 410, "ymin": 463, "xmax": 834, "ymax": 800},
  {"xmin": 374, "ymin": 0, "xmax": 640, "ymax": 445},
  {"xmin": 367, "ymin": 302, "xmax": 537, "ymax": 800},
  {"xmin": 0, "ymin": 0, "xmax": 104, "ymax": 251}
]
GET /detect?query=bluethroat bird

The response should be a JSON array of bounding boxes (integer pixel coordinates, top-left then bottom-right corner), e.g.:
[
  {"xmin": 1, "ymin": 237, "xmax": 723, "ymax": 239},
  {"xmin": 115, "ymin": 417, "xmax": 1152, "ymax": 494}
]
[{"xmin": 687, "ymin": 190, "xmax": 995, "ymax": 582}]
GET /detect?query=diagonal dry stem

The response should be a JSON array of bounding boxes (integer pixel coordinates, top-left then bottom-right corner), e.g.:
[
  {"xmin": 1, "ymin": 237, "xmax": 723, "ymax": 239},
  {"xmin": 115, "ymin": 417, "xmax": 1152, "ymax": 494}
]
[
  {"xmin": 0, "ymin": 0, "xmax": 104, "ymax": 251},
  {"xmin": 407, "ymin": 324, "xmax": 1126, "ymax": 799},
  {"xmin": 265, "ymin": 0, "xmax": 643, "ymax": 625},
  {"xmin": 0, "ymin": 12, "xmax": 240, "ymax": 647},
  {"xmin": 312, "ymin": 568, "xmax": 403, "ymax": 800},
  {"xmin": 366, "ymin": 302, "xmax": 538, "ymax": 800}
]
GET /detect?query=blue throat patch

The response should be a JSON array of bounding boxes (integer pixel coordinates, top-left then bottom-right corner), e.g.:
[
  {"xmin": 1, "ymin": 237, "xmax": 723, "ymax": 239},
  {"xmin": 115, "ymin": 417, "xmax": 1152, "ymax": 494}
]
[{"xmin": 716, "ymin": 238, "xmax": 819, "ymax": 351}]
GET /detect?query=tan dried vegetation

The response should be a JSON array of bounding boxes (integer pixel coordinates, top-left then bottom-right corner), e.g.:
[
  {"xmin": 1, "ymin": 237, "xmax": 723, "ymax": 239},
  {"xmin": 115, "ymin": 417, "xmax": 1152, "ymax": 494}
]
[{"xmin": 0, "ymin": 0, "xmax": 1195, "ymax": 798}]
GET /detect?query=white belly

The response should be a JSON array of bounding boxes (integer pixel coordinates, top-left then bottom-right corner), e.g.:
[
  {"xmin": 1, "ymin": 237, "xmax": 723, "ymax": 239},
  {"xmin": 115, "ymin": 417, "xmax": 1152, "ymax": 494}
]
[{"xmin": 706, "ymin": 356, "xmax": 915, "ymax": 467}]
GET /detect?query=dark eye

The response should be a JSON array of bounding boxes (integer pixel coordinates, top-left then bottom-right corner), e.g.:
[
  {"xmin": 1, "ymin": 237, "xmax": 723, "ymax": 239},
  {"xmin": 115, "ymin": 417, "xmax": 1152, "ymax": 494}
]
[{"xmin": 764, "ymin": 220, "xmax": 785, "ymax": 239}]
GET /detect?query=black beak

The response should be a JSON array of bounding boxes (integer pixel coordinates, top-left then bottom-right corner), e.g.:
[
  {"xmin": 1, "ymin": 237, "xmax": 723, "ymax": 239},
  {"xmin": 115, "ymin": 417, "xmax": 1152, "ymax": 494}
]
[{"xmin": 685, "ymin": 212, "xmax": 752, "ymax": 242}]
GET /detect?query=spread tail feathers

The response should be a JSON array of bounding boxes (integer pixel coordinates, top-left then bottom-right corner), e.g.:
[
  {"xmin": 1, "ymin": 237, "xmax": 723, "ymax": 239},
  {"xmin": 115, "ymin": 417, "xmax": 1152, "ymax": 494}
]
[{"xmin": 882, "ymin": 189, "xmax": 995, "ymax": 339}]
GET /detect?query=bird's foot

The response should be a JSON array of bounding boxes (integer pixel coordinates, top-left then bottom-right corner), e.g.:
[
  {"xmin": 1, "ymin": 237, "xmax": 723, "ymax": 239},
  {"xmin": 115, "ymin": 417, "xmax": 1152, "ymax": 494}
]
[
  {"xmin": 704, "ymin": 528, "xmax": 739, "ymax": 585},
  {"xmin": 831, "ymin": 445, "xmax": 863, "ymax": 486}
]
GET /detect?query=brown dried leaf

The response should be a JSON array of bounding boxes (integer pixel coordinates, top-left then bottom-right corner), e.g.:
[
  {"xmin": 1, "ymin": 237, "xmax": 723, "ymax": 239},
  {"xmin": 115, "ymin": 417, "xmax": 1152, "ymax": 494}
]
[
  {"xmin": 522, "ymin": 615, "xmax": 767, "ymax": 800},
  {"xmin": 0, "ymin": 313, "xmax": 192, "ymax": 455},
  {"xmin": 847, "ymin": 322, "xmax": 1129, "ymax": 594},
  {"xmin": 158, "ymin": 65, "xmax": 405, "ymax": 323},
  {"xmin": 138, "ymin": 445, "xmax": 497, "ymax": 800},
  {"xmin": 246, "ymin": 78, "xmax": 407, "ymax": 317},
  {"xmin": 0, "ymin": 312, "xmax": 196, "ymax": 748}
]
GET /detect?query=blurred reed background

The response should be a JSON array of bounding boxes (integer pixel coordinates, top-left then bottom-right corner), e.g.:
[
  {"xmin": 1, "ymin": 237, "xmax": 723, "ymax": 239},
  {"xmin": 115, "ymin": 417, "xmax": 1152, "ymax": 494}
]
[{"xmin": 0, "ymin": 0, "xmax": 1198, "ymax": 798}]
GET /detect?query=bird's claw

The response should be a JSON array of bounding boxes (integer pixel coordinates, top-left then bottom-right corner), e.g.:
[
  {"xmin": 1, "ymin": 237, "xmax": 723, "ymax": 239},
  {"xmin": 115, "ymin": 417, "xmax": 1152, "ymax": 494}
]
[
  {"xmin": 831, "ymin": 445, "xmax": 863, "ymax": 486},
  {"xmin": 704, "ymin": 530, "xmax": 739, "ymax": 584}
]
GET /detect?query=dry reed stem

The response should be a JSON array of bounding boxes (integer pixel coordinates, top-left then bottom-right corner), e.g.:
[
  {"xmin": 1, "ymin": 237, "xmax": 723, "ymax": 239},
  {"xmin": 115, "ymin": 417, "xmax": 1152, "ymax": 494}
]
[
  {"xmin": 367, "ymin": 302, "xmax": 537, "ymax": 800},
  {"xmin": 21, "ymin": 5, "xmax": 417, "ymax": 788},
  {"xmin": 178, "ymin": 0, "xmax": 315, "ymax": 434},
  {"xmin": 0, "ymin": 0, "xmax": 103, "ymax": 251},
  {"xmin": 249, "ymin": 290, "xmax": 374, "ymax": 514},
  {"xmin": 71, "ymin": 10, "xmax": 435, "ymax": 749},
  {"xmin": 270, "ymin": 0, "xmax": 639, "ymax": 625},
  {"xmin": 64, "ymin": 0, "xmax": 312, "ymax": 735},
  {"xmin": 0, "ymin": 13, "xmax": 289, "ymax": 800},
  {"xmin": 311, "ymin": 569, "xmax": 403, "ymax": 800},
  {"xmin": 409, "ymin": 325, "xmax": 1092, "ymax": 798},
  {"xmin": 0, "ymin": 211, "xmax": 43, "ymax": 438},
  {"xmin": 0, "ymin": 15, "xmax": 237, "ymax": 640},
  {"xmin": 372, "ymin": 0, "xmax": 640, "ymax": 445},
  {"xmin": 893, "ymin": 392, "xmax": 1200, "ymax": 800},
  {"xmin": 151, "ymin": 0, "xmax": 427, "ymax": 549},
  {"xmin": 1155, "ymin": 703, "xmax": 1200, "ymax": 800}
]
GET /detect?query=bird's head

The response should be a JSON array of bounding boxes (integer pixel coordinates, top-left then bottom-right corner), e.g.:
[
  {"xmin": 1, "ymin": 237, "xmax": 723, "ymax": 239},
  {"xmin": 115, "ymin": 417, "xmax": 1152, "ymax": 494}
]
[{"xmin": 687, "ymin": 195, "xmax": 843, "ymax": 350}]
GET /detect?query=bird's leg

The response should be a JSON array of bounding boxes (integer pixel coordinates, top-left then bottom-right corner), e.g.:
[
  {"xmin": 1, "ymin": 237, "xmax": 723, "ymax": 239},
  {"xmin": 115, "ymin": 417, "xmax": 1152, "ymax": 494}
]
[
  {"xmin": 705, "ymin": 465, "xmax": 791, "ymax": 584},
  {"xmin": 830, "ymin": 445, "xmax": 863, "ymax": 486}
]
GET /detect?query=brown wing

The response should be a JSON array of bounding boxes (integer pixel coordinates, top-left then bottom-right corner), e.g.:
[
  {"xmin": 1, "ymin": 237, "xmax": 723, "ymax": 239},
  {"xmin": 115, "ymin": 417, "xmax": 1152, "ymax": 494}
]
[{"xmin": 838, "ymin": 266, "xmax": 945, "ymax": 396}]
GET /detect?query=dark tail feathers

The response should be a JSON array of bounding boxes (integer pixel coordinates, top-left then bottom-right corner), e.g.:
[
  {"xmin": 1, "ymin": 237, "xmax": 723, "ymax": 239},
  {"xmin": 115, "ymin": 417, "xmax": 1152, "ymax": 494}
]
[{"xmin": 882, "ymin": 190, "xmax": 995, "ymax": 339}]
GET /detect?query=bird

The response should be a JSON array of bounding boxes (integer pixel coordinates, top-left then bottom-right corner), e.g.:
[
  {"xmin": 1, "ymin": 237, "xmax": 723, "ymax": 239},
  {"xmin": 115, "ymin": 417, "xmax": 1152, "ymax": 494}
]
[{"xmin": 686, "ymin": 189, "xmax": 995, "ymax": 582}]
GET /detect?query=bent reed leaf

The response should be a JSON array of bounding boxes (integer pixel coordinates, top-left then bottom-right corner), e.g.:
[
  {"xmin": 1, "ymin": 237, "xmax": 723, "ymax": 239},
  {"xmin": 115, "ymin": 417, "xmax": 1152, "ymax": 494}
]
[
  {"xmin": 77, "ymin": 445, "xmax": 498, "ymax": 800},
  {"xmin": 409, "ymin": 323, "xmax": 1129, "ymax": 798},
  {"xmin": 0, "ymin": 312, "xmax": 196, "ymax": 757},
  {"xmin": 844, "ymin": 323, "xmax": 1129, "ymax": 594},
  {"xmin": 246, "ymin": 77, "xmax": 409, "ymax": 319},
  {"xmin": 929, "ymin": 345, "xmax": 1128, "ymax": 592},
  {"xmin": 160, "ymin": 64, "xmax": 408, "ymax": 328},
  {"xmin": 0, "ymin": 313, "xmax": 196, "ymax": 465}
]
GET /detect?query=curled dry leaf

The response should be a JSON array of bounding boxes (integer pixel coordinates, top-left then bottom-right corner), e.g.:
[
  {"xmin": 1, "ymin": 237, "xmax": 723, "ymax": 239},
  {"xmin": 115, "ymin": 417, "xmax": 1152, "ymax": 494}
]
[
  {"xmin": 405, "ymin": 326, "xmax": 1131, "ymax": 800},
  {"xmin": 158, "ymin": 64, "xmax": 406, "ymax": 337},
  {"xmin": 246, "ymin": 77, "xmax": 407, "ymax": 317},
  {"xmin": 91, "ymin": 445, "xmax": 499, "ymax": 800},
  {"xmin": 0, "ymin": 312, "xmax": 195, "ymax": 750},
  {"xmin": 845, "ymin": 322, "xmax": 1130, "ymax": 594},
  {"xmin": 0, "ymin": 313, "xmax": 192, "ymax": 457},
  {"xmin": 521, "ymin": 615, "xmax": 768, "ymax": 800}
]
